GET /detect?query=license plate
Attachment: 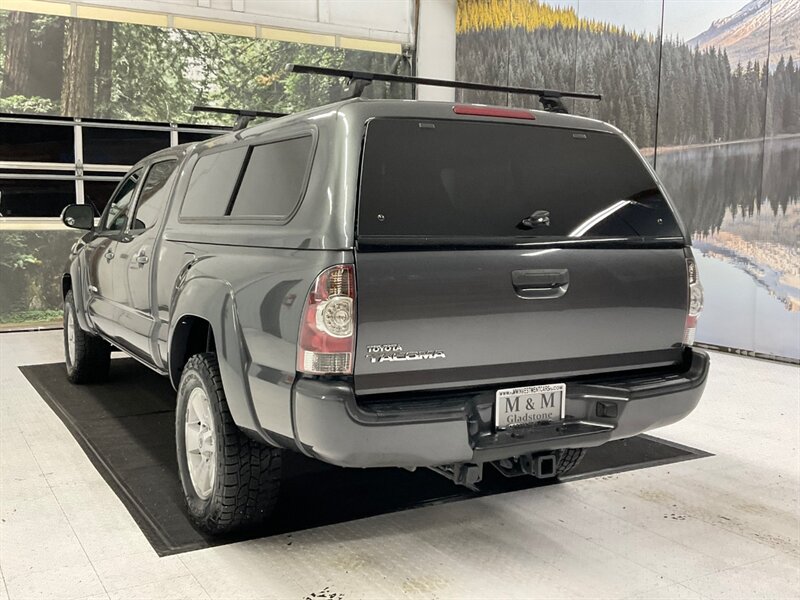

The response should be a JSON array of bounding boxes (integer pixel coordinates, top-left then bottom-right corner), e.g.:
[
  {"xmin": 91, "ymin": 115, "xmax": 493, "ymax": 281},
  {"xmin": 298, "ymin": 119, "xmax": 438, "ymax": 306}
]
[{"xmin": 495, "ymin": 383, "xmax": 565, "ymax": 430}]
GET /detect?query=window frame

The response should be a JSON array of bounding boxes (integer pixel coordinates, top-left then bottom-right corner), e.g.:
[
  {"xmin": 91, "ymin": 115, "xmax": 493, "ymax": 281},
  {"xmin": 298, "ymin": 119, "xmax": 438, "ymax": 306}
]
[
  {"xmin": 0, "ymin": 119, "xmax": 76, "ymax": 164},
  {"xmin": 0, "ymin": 177, "xmax": 79, "ymax": 218},
  {"xmin": 97, "ymin": 167, "xmax": 145, "ymax": 236},
  {"xmin": 126, "ymin": 157, "xmax": 179, "ymax": 235},
  {"xmin": 176, "ymin": 144, "xmax": 249, "ymax": 221},
  {"xmin": 81, "ymin": 126, "xmax": 172, "ymax": 167},
  {"xmin": 0, "ymin": 112, "xmax": 225, "ymax": 221},
  {"xmin": 178, "ymin": 128, "xmax": 317, "ymax": 226}
]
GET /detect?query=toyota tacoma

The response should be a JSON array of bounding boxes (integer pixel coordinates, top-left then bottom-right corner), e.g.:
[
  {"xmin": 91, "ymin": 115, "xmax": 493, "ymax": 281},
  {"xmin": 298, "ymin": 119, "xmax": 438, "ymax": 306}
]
[{"xmin": 60, "ymin": 72, "xmax": 709, "ymax": 534}]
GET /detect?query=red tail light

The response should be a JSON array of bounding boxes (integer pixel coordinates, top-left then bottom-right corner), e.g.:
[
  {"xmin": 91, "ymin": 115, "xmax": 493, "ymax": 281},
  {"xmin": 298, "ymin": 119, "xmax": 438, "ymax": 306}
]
[
  {"xmin": 297, "ymin": 264, "xmax": 356, "ymax": 375},
  {"xmin": 684, "ymin": 258, "xmax": 704, "ymax": 346},
  {"xmin": 453, "ymin": 105, "xmax": 535, "ymax": 120}
]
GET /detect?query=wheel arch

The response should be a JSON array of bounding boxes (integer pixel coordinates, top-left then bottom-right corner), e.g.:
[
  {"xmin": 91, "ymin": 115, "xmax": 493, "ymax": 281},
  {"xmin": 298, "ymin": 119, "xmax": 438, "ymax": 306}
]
[
  {"xmin": 64, "ymin": 256, "xmax": 92, "ymax": 332},
  {"xmin": 169, "ymin": 314, "xmax": 215, "ymax": 388},
  {"xmin": 168, "ymin": 278, "xmax": 269, "ymax": 444},
  {"xmin": 61, "ymin": 273, "xmax": 71, "ymax": 298}
]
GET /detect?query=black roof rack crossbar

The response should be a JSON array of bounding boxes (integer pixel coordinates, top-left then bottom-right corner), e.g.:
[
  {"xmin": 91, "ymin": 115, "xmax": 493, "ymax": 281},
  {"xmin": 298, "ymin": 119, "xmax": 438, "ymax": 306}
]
[
  {"xmin": 286, "ymin": 63, "xmax": 601, "ymax": 113},
  {"xmin": 192, "ymin": 105, "xmax": 288, "ymax": 131}
]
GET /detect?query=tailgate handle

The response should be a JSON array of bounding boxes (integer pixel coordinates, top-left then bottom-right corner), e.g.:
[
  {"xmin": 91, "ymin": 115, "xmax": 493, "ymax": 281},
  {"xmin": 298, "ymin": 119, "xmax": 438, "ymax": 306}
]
[{"xmin": 511, "ymin": 269, "xmax": 569, "ymax": 299}]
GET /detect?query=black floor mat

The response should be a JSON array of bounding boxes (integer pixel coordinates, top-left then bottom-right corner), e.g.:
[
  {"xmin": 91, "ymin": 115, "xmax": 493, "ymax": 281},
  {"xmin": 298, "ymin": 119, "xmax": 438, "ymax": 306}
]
[{"xmin": 21, "ymin": 359, "xmax": 710, "ymax": 556}]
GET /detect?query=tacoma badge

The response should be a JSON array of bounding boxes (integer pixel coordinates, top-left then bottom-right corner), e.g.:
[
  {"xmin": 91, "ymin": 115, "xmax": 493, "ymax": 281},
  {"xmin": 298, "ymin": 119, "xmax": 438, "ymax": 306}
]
[{"xmin": 366, "ymin": 344, "xmax": 446, "ymax": 364}]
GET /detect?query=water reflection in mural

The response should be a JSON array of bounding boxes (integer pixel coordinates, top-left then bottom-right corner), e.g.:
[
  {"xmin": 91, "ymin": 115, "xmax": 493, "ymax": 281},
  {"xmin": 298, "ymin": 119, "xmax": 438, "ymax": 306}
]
[{"xmin": 658, "ymin": 137, "xmax": 800, "ymax": 358}]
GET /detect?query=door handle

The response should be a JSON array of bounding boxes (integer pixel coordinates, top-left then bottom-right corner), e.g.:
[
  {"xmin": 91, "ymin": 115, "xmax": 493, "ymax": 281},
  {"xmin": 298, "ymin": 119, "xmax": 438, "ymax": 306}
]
[
  {"xmin": 104, "ymin": 250, "xmax": 115, "ymax": 261},
  {"xmin": 135, "ymin": 250, "xmax": 149, "ymax": 265},
  {"xmin": 511, "ymin": 269, "xmax": 569, "ymax": 299}
]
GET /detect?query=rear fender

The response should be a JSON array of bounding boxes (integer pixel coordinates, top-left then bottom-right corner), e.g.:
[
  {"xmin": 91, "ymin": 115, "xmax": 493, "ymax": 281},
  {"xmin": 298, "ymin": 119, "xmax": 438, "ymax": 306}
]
[{"xmin": 168, "ymin": 277, "xmax": 271, "ymax": 443}]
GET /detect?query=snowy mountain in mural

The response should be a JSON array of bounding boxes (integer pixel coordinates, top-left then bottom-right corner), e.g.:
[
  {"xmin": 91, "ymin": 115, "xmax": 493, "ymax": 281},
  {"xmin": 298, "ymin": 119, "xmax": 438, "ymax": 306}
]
[{"xmin": 689, "ymin": 0, "xmax": 799, "ymax": 68}]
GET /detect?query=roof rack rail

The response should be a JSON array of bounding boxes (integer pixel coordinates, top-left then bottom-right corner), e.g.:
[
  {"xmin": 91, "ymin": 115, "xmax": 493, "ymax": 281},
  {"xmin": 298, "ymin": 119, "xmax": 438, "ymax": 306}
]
[
  {"xmin": 192, "ymin": 105, "xmax": 288, "ymax": 131},
  {"xmin": 285, "ymin": 64, "xmax": 601, "ymax": 114}
]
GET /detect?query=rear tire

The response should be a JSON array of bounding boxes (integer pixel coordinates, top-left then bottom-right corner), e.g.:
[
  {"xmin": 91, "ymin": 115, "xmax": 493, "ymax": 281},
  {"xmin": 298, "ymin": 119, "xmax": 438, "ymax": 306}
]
[
  {"xmin": 556, "ymin": 448, "xmax": 586, "ymax": 477},
  {"xmin": 63, "ymin": 290, "xmax": 111, "ymax": 384},
  {"xmin": 176, "ymin": 352, "xmax": 282, "ymax": 535}
]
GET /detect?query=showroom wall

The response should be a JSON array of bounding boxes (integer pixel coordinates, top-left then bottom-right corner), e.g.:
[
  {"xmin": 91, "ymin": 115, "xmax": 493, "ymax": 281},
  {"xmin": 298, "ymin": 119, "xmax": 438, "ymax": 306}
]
[
  {"xmin": 456, "ymin": 0, "xmax": 799, "ymax": 361},
  {"xmin": 0, "ymin": 1, "xmax": 411, "ymax": 329}
]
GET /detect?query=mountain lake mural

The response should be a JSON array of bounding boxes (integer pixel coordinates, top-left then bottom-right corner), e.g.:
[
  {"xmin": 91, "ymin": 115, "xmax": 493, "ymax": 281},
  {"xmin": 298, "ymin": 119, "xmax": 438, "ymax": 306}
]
[{"xmin": 456, "ymin": 0, "xmax": 799, "ymax": 360}]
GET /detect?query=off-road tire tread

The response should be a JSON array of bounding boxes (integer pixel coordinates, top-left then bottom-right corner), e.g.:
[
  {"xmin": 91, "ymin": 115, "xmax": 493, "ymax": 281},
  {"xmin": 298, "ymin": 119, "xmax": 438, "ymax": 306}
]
[
  {"xmin": 556, "ymin": 448, "xmax": 586, "ymax": 476},
  {"xmin": 182, "ymin": 353, "xmax": 282, "ymax": 534},
  {"xmin": 64, "ymin": 290, "xmax": 111, "ymax": 384}
]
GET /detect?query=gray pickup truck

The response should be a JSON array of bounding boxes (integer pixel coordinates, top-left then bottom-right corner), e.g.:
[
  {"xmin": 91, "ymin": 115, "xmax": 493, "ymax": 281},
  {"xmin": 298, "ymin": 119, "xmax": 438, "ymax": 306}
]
[{"xmin": 60, "ymin": 77, "xmax": 709, "ymax": 534}]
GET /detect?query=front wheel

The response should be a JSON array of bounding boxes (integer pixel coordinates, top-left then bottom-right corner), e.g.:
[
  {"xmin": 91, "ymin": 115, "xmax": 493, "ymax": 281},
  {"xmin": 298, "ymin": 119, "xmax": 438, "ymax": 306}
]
[
  {"xmin": 175, "ymin": 352, "xmax": 282, "ymax": 535},
  {"xmin": 63, "ymin": 290, "xmax": 111, "ymax": 384}
]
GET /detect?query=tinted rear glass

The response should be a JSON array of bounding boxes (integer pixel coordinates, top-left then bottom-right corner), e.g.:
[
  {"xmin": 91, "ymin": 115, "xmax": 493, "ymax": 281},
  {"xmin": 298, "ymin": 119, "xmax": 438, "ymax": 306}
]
[
  {"xmin": 229, "ymin": 135, "xmax": 312, "ymax": 218},
  {"xmin": 358, "ymin": 119, "xmax": 682, "ymax": 241},
  {"xmin": 181, "ymin": 147, "xmax": 247, "ymax": 218}
]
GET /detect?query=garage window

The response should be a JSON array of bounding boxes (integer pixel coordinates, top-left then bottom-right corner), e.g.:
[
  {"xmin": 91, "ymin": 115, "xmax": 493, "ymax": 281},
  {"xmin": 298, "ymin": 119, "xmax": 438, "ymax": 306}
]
[
  {"xmin": 83, "ymin": 127, "xmax": 171, "ymax": 166},
  {"xmin": 0, "ymin": 179, "xmax": 76, "ymax": 217},
  {"xmin": 228, "ymin": 135, "xmax": 313, "ymax": 219},
  {"xmin": 0, "ymin": 122, "xmax": 75, "ymax": 163}
]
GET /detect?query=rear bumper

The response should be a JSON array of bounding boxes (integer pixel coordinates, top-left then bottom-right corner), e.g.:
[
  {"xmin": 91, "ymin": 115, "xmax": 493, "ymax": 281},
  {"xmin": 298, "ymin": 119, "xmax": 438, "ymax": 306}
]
[{"xmin": 290, "ymin": 348, "xmax": 710, "ymax": 468}]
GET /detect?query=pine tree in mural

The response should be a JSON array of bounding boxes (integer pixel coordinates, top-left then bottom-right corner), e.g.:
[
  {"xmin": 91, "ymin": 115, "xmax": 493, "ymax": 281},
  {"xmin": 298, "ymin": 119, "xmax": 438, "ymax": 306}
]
[
  {"xmin": 0, "ymin": 10, "xmax": 410, "ymax": 123},
  {"xmin": 95, "ymin": 21, "xmax": 114, "ymax": 113},
  {"xmin": 772, "ymin": 56, "xmax": 800, "ymax": 133},
  {"xmin": 1, "ymin": 11, "xmax": 33, "ymax": 97},
  {"xmin": 455, "ymin": 0, "xmax": 800, "ymax": 148},
  {"xmin": 61, "ymin": 18, "xmax": 97, "ymax": 117}
]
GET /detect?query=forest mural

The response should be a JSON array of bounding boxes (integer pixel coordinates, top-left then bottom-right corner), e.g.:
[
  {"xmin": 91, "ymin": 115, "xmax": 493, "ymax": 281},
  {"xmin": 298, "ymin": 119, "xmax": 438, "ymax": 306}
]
[
  {"xmin": 0, "ymin": 8, "xmax": 409, "ymax": 328},
  {"xmin": 0, "ymin": 10, "xmax": 409, "ymax": 123},
  {"xmin": 456, "ymin": 0, "xmax": 799, "ymax": 360}
]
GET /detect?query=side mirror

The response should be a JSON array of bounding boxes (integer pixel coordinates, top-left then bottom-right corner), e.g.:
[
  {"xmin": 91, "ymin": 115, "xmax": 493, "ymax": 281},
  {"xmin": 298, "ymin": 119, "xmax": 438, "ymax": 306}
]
[{"xmin": 61, "ymin": 204, "xmax": 94, "ymax": 230}]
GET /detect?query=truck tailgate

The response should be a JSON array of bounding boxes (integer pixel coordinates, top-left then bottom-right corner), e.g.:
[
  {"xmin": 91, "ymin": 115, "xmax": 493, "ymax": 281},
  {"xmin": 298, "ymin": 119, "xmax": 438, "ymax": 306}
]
[{"xmin": 353, "ymin": 248, "xmax": 688, "ymax": 395}]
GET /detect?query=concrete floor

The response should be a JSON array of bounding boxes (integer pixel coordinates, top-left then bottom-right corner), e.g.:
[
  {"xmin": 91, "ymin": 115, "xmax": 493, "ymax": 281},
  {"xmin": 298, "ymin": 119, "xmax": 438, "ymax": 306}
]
[{"xmin": 0, "ymin": 330, "xmax": 798, "ymax": 600}]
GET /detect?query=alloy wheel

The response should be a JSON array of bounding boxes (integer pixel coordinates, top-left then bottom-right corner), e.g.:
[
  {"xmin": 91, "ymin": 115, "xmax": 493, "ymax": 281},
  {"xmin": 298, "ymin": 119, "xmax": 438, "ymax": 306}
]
[{"xmin": 184, "ymin": 386, "xmax": 217, "ymax": 499}]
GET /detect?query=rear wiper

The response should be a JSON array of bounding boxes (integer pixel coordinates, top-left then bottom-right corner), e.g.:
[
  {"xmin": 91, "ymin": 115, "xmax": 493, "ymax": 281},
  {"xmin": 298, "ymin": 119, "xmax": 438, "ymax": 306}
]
[
  {"xmin": 517, "ymin": 210, "xmax": 550, "ymax": 229},
  {"xmin": 626, "ymin": 188, "xmax": 662, "ymax": 209},
  {"xmin": 626, "ymin": 198, "xmax": 657, "ymax": 210}
]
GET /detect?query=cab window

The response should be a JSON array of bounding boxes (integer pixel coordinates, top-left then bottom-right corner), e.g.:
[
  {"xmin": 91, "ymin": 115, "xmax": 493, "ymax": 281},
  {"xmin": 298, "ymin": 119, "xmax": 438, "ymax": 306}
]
[
  {"xmin": 102, "ymin": 168, "xmax": 143, "ymax": 232},
  {"xmin": 130, "ymin": 160, "xmax": 178, "ymax": 231}
]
